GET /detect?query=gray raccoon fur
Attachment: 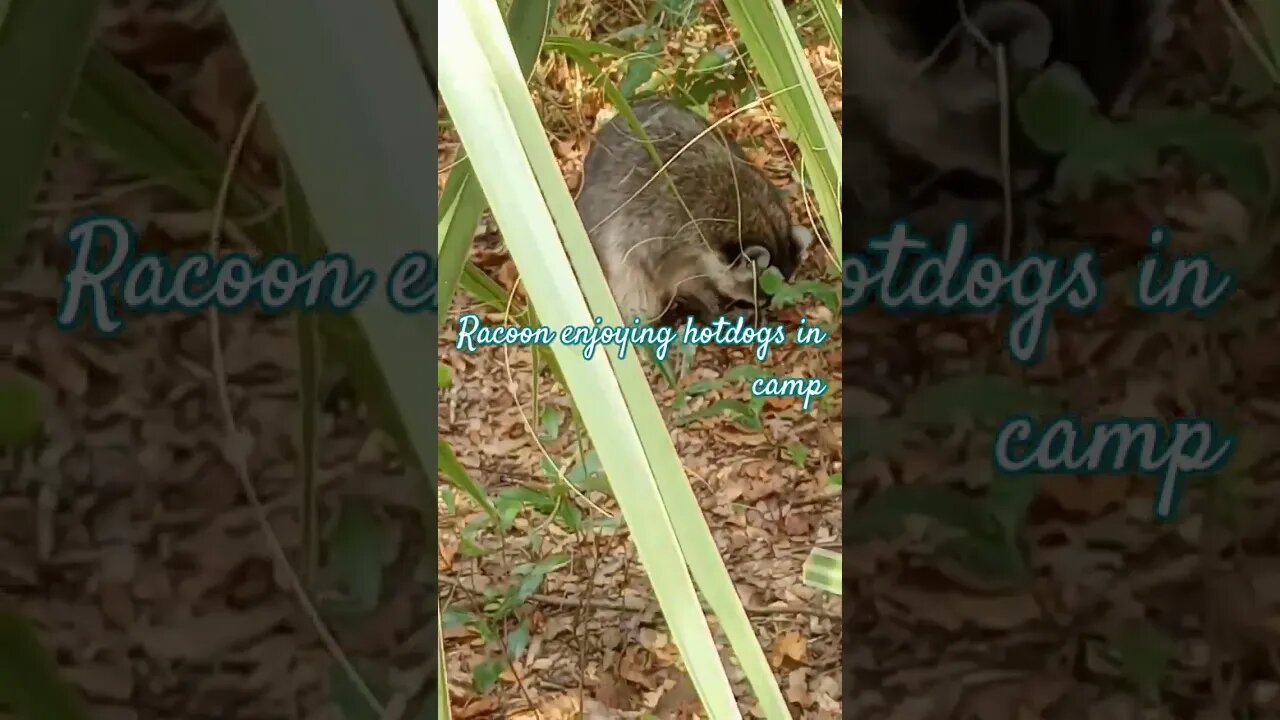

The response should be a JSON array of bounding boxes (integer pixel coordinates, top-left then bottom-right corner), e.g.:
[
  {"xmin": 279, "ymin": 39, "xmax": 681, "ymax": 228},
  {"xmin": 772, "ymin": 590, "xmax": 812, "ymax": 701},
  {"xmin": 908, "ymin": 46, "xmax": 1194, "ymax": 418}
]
[{"xmin": 575, "ymin": 98, "xmax": 813, "ymax": 324}]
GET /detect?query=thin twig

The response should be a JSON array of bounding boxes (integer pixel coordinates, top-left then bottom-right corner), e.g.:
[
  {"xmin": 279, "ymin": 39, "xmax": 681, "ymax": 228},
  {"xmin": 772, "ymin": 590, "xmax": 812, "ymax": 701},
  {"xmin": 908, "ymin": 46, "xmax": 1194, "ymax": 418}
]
[{"xmin": 205, "ymin": 95, "xmax": 388, "ymax": 718}]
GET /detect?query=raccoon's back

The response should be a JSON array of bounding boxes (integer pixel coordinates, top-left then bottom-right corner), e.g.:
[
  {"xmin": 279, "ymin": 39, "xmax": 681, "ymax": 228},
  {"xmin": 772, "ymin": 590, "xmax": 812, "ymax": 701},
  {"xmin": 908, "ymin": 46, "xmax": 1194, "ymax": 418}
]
[{"xmin": 575, "ymin": 99, "xmax": 768, "ymax": 245}]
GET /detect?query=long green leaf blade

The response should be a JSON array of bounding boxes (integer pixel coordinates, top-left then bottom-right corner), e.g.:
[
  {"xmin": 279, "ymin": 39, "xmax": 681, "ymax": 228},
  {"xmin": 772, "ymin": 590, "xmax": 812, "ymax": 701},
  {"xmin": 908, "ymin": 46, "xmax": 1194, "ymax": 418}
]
[
  {"xmin": 69, "ymin": 51, "xmax": 427, "ymax": 479},
  {"xmin": 812, "ymin": 0, "xmax": 841, "ymax": 59},
  {"xmin": 0, "ymin": 613, "xmax": 90, "ymax": 720},
  {"xmin": 0, "ymin": 0, "xmax": 103, "ymax": 274},
  {"xmin": 284, "ymin": 159, "xmax": 323, "ymax": 585},
  {"xmin": 218, "ymin": 0, "xmax": 440, "ymax": 569},
  {"xmin": 433, "ymin": 0, "xmax": 556, "ymax": 328},
  {"xmin": 722, "ymin": 0, "xmax": 842, "ymax": 259}
]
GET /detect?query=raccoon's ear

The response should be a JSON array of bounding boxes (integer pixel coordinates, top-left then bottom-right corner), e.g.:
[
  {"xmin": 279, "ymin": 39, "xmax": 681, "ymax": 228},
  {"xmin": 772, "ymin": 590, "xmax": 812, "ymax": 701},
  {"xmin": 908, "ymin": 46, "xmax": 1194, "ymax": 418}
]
[
  {"xmin": 968, "ymin": 0, "xmax": 1053, "ymax": 70},
  {"xmin": 790, "ymin": 225, "xmax": 814, "ymax": 255},
  {"xmin": 743, "ymin": 245, "xmax": 771, "ymax": 269}
]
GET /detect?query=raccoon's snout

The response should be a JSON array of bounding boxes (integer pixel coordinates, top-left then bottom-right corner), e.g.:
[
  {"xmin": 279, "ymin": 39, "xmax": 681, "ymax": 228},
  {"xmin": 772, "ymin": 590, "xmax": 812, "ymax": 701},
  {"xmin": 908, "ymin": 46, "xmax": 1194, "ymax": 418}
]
[{"xmin": 724, "ymin": 298, "xmax": 757, "ymax": 323}]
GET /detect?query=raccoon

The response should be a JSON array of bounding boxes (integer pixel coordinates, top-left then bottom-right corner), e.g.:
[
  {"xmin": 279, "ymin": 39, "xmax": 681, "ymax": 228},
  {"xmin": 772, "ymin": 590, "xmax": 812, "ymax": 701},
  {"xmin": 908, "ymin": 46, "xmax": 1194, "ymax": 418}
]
[
  {"xmin": 575, "ymin": 98, "xmax": 813, "ymax": 325},
  {"xmin": 844, "ymin": 0, "xmax": 1164, "ymax": 235}
]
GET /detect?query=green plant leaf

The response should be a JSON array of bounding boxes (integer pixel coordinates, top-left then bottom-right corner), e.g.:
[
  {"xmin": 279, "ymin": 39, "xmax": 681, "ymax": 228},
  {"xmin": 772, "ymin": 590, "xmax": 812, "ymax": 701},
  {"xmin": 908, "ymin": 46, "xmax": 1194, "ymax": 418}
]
[
  {"xmin": 506, "ymin": 619, "xmax": 532, "ymax": 659},
  {"xmin": 442, "ymin": 607, "xmax": 473, "ymax": 629},
  {"xmin": 438, "ymin": 606, "xmax": 451, "ymax": 719},
  {"xmin": 724, "ymin": 363, "xmax": 772, "ymax": 383},
  {"xmin": 326, "ymin": 501, "xmax": 387, "ymax": 613},
  {"xmin": 982, "ymin": 473, "xmax": 1041, "ymax": 539},
  {"xmin": 1130, "ymin": 108, "xmax": 1272, "ymax": 207},
  {"xmin": 1110, "ymin": 625, "xmax": 1176, "ymax": 704},
  {"xmin": 497, "ymin": 554, "xmax": 570, "ymax": 616},
  {"xmin": 939, "ymin": 534, "xmax": 1029, "ymax": 584},
  {"xmin": 758, "ymin": 265, "xmax": 786, "ymax": 295},
  {"xmin": 0, "ymin": 0, "xmax": 103, "ymax": 275},
  {"xmin": 0, "ymin": 612, "xmax": 89, "ymax": 720},
  {"xmin": 1053, "ymin": 122, "xmax": 1163, "ymax": 198},
  {"xmin": 677, "ymin": 398, "xmax": 764, "ymax": 430},
  {"xmin": 845, "ymin": 485, "xmax": 1002, "ymax": 544},
  {"xmin": 1016, "ymin": 63, "xmax": 1099, "ymax": 154},
  {"xmin": 785, "ymin": 444, "xmax": 808, "ymax": 467},
  {"xmin": 1022, "ymin": 64, "xmax": 1272, "ymax": 207},
  {"xmin": 621, "ymin": 39, "xmax": 663, "ymax": 98},
  {"xmin": 565, "ymin": 450, "xmax": 609, "ymax": 494},
  {"xmin": 472, "ymin": 657, "xmax": 505, "ymax": 693},
  {"xmin": 844, "ymin": 417, "xmax": 911, "ymax": 458},
  {"xmin": 903, "ymin": 374, "xmax": 1059, "ymax": 427},
  {"xmin": 768, "ymin": 278, "xmax": 839, "ymax": 311},
  {"xmin": 693, "ymin": 47, "xmax": 731, "ymax": 73},
  {"xmin": 0, "ymin": 372, "xmax": 43, "ymax": 448},
  {"xmin": 439, "ymin": 441, "xmax": 498, "ymax": 523},
  {"xmin": 537, "ymin": 405, "xmax": 563, "ymax": 442},
  {"xmin": 811, "ymin": 0, "xmax": 841, "ymax": 58},
  {"xmin": 653, "ymin": 0, "xmax": 700, "ymax": 28}
]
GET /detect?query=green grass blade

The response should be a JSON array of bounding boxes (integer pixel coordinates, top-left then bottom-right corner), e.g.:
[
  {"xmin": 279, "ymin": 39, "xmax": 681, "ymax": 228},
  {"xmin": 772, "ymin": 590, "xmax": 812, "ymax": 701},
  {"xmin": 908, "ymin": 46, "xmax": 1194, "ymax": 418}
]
[
  {"xmin": 437, "ymin": 606, "xmax": 450, "ymax": 719},
  {"xmin": 0, "ymin": 613, "xmax": 90, "ymax": 720},
  {"xmin": 69, "ymin": 50, "xmax": 429, "ymax": 479},
  {"xmin": 1246, "ymin": 0, "xmax": 1280, "ymax": 69},
  {"xmin": 218, "ymin": 0, "xmax": 440, "ymax": 557},
  {"xmin": 283, "ymin": 159, "xmax": 323, "ymax": 585},
  {"xmin": 0, "ymin": 0, "xmax": 103, "ymax": 274},
  {"xmin": 70, "ymin": 48, "xmax": 271, "ymax": 222},
  {"xmin": 812, "ymin": 0, "xmax": 842, "ymax": 59},
  {"xmin": 439, "ymin": 439, "xmax": 498, "ymax": 523},
  {"xmin": 0, "ymin": 371, "xmax": 43, "ymax": 448},
  {"xmin": 459, "ymin": 262, "xmax": 514, "ymax": 312},
  {"xmin": 434, "ymin": 0, "xmax": 556, "ymax": 327},
  {"xmin": 722, "ymin": 0, "xmax": 842, "ymax": 260}
]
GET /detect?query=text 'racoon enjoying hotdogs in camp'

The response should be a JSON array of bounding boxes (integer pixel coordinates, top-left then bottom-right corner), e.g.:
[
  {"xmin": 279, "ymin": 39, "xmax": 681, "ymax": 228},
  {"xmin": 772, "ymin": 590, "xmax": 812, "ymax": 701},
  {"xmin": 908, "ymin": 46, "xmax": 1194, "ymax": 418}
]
[{"xmin": 575, "ymin": 98, "xmax": 814, "ymax": 326}]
